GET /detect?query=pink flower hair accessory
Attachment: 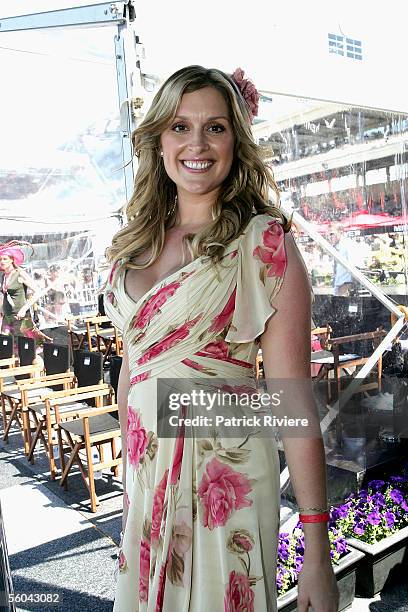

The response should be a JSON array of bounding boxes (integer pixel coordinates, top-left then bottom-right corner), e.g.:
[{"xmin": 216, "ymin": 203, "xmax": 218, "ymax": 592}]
[{"xmin": 231, "ymin": 67, "xmax": 260, "ymax": 124}]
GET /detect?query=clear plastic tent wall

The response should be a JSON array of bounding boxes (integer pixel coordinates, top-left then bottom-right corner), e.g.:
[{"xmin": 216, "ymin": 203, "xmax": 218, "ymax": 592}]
[
  {"xmin": 0, "ymin": 26, "xmax": 125, "ymax": 328},
  {"xmin": 254, "ymin": 94, "xmax": 408, "ymax": 363},
  {"xmin": 1, "ymin": 17, "xmax": 408, "ymax": 340}
]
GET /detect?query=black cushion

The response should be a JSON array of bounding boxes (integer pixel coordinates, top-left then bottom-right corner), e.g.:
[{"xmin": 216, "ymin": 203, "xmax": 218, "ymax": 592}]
[
  {"xmin": 43, "ymin": 343, "xmax": 70, "ymax": 375},
  {"xmin": 60, "ymin": 413, "xmax": 119, "ymax": 437},
  {"xmin": 73, "ymin": 350, "xmax": 103, "ymax": 388},
  {"xmin": 0, "ymin": 334, "xmax": 13, "ymax": 360}
]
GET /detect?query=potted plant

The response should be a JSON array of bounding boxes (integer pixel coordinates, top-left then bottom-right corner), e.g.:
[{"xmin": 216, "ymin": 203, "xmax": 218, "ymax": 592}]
[
  {"xmin": 276, "ymin": 522, "xmax": 365, "ymax": 611},
  {"xmin": 331, "ymin": 468, "xmax": 408, "ymax": 597}
]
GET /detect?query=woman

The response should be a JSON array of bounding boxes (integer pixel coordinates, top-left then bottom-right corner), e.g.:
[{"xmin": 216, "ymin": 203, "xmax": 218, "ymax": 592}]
[
  {"xmin": 104, "ymin": 66, "xmax": 339, "ymax": 611},
  {"xmin": 0, "ymin": 241, "xmax": 52, "ymax": 343}
]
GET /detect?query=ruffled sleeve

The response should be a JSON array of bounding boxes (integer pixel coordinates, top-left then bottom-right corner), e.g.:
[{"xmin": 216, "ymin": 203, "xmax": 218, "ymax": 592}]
[
  {"xmin": 225, "ymin": 214, "xmax": 287, "ymax": 343},
  {"xmin": 103, "ymin": 262, "xmax": 126, "ymax": 333}
]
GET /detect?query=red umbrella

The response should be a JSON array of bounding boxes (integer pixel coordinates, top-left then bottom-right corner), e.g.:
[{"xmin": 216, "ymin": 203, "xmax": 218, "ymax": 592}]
[{"xmin": 343, "ymin": 212, "xmax": 407, "ymax": 229}]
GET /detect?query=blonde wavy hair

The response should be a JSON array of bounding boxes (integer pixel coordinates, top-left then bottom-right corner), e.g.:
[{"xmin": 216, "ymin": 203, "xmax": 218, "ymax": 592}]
[{"xmin": 106, "ymin": 65, "xmax": 290, "ymax": 272}]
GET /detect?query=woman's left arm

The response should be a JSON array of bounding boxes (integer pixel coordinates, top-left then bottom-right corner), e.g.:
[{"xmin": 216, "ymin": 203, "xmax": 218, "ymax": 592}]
[
  {"xmin": 16, "ymin": 269, "xmax": 45, "ymax": 319},
  {"xmin": 260, "ymin": 231, "xmax": 339, "ymax": 612}
]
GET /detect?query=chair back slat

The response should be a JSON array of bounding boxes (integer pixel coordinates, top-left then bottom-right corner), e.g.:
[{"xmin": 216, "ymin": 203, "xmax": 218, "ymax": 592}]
[{"xmin": 46, "ymin": 387, "xmax": 112, "ymax": 406}]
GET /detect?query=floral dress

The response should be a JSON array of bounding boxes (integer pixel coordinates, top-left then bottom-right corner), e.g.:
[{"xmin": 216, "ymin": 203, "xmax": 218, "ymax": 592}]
[{"xmin": 104, "ymin": 214, "xmax": 287, "ymax": 612}]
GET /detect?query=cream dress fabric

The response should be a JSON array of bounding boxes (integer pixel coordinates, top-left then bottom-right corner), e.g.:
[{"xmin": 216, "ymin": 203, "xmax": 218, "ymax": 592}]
[{"xmin": 104, "ymin": 213, "xmax": 287, "ymax": 612}]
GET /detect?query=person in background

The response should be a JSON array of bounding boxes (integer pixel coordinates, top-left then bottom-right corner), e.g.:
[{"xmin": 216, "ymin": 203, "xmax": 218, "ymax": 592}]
[
  {"xmin": 328, "ymin": 225, "xmax": 357, "ymax": 296},
  {"xmin": 81, "ymin": 267, "xmax": 96, "ymax": 305},
  {"xmin": 46, "ymin": 264, "xmax": 66, "ymax": 293},
  {"xmin": 46, "ymin": 290, "xmax": 72, "ymax": 324},
  {"xmin": 0, "ymin": 241, "xmax": 52, "ymax": 343}
]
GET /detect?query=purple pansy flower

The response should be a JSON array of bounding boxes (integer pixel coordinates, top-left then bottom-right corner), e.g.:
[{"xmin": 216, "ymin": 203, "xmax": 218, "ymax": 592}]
[
  {"xmin": 384, "ymin": 511, "xmax": 396, "ymax": 528},
  {"xmin": 390, "ymin": 489, "xmax": 404, "ymax": 504},
  {"xmin": 367, "ymin": 480, "xmax": 385, "ymax": 491}
]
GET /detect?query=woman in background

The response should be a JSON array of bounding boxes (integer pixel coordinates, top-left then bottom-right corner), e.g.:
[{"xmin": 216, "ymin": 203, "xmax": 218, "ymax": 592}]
[{"xmin": 0, "ymin": 241, "xmax": 52, "ymax": 343}]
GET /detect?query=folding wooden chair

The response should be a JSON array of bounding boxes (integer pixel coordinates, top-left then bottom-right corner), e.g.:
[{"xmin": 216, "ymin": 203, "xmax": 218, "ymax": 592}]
[
  {"xmin": 66, "ymin": 316, "xmax": 88, "ymax": 351},
  {"xmin": 310, "ymin": 326, "xmax": 387, "ymax": 403},
  {"xmin": 310, "ymin": 325, "xmax": 333, "ymax": 388},
  {"xmin": 1, "ymin": 363, "xmax": 43, "ymax": 443},
  {"xmin": 2, "ymin": 371, "xmax": 75, "ymax": 455},
  {"xmin": 56, "ymin": 398, "xmax": 121, "ymax": 511},
  {"xmin": 85, "ymin": 315, "xmax": 123, "ymax": 364},
  {"xmin": 28, "ymin": 384, "xmax": 112, "ymax": 479},
  {"xmin": 328, "ymin": 328, "xmax": 387, "ymax": 401},
  {"xmin": 0, "ymin": 356, "xmax": 17, "ymax": 370}
]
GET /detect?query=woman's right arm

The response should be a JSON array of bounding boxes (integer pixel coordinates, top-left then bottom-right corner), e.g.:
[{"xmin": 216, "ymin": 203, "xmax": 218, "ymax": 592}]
[{"xmin": 117, "ymin": 338, "xmax": 130, "ymax": 531}]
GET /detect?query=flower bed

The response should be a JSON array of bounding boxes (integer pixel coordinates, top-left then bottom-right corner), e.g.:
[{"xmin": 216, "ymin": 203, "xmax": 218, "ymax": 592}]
[
  {"xmin": 330, "ymin": 469, "xmax": 408, "ymax": 596},
  {"xmin": 276, "ymin": 522, "xmax": 364, "ymax": 611},
  {"xmin": 277, "ymin": 523, "xmax": 348, "ymax": 597},
  {"xmin": 331, "ymin": 475, "xmax": 408, "ymax": 545}
]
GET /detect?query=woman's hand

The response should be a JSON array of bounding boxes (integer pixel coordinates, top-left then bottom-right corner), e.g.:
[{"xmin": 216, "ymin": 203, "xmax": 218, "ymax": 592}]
[
  {"xmin": 297, "ymin": 555, "xmax": 339, "ymax": 612},
  {"xmin": 16, "ymin": 307, "xmax": 27, "ymax": 320}
]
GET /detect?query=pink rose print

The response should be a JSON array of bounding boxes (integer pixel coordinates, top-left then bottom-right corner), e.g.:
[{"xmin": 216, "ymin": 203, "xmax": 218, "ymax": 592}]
[
  {"xmin": 181, "ymin": 358, "xmax": 206, "ymax": 372},
  {"xmin": 198, "ymin": 457, "xmax": 253, "ymax": 529},
  {"xmin": 127, "ymin": 406, "xmax": 148, "ymax": 467},
  {"xmin": 133, "ymin": 281, "xmax": 182, "ymax": 329},
  {"xmin": 196, "ymin": 341, "xmax": 253, "ymax": 369},
  {"xmin": 224, "ymin": 571, "xmax": 255, "ymax": 612},
  {"xmin": 227, "ymin": 529, "xmax": 255, "ymax": 554},
  {"xmin": 230, "ymin": 249, "xmax": 238, "ymax": 259},
  {"xmin": 108, "ymin": 261, "xmax": 118, "ymax": 284},
  {"xmin": 151, "ymin": 470, "xmax": 169, "ymax": 543},
  {"xmin": 155, "ymin": 562, "xmax": 167, "ymax": 612},
  {"xmin": 137, "ymin": 315, "xmax": 203, "ymax": 366},
  {"xmin": 172, "ymin": 521, "xmax": 193, "ymax": 556},
  {"xmin": 252, "ymin": 220, "xmax": 286, "ymax": 278},
  {"xmin": 118, "ymin": 549, "xmax": 128, "ymax": 573},
  {"xmin": 106, "ymin": 291, "xmax": 116, "ymax": 305},
  {"xmin": 199, "ymin": 340, "xmax": 229, "ymax": 360},
  {"xmin": 139, "ymin": 538, "xmax": 151, "ymax": 602},
  {"xmin": 170, "ymin": 431, "xmax": 184, "ymax": 485},
  {"xmin": 130, "ymin": 370, "xmax": 151, "ymax": 385},
  {"xmin": 209, "ymin": 289, "xmax": 236, "ymax": 333},
  {"xmin": 219, "ymin": 384, "xmax": 259, "ymax": 396}
]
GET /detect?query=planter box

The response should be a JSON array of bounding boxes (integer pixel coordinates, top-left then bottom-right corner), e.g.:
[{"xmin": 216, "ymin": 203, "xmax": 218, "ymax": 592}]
[
  {"xmin": 277, "ymin": 546, "xmax": 365, "ymax": 612},
  {"xmin": 346, "ymin": 524, "xmax": 408, "ymax": 597}
]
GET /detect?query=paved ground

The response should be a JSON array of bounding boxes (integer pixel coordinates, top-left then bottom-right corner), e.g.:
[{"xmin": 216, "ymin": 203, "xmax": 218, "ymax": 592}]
[
  {"xmin": 1, "ymin": 422, "xmax": 407, "ymax": 611},
  {"xmin": 0, "ymin": 426, "xmax": 121, "ymax": 611}
]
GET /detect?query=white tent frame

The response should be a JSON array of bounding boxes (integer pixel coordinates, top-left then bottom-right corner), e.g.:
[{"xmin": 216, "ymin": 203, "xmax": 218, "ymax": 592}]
[{"xmin": 0, "ymin": 1, "xmax": 138, "ymax": 203}]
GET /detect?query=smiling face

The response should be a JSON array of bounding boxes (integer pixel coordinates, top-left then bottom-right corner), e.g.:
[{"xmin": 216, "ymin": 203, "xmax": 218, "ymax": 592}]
[{"xmin": 160, "ymin": 86, "xmax": 235, "ymax": 202}]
